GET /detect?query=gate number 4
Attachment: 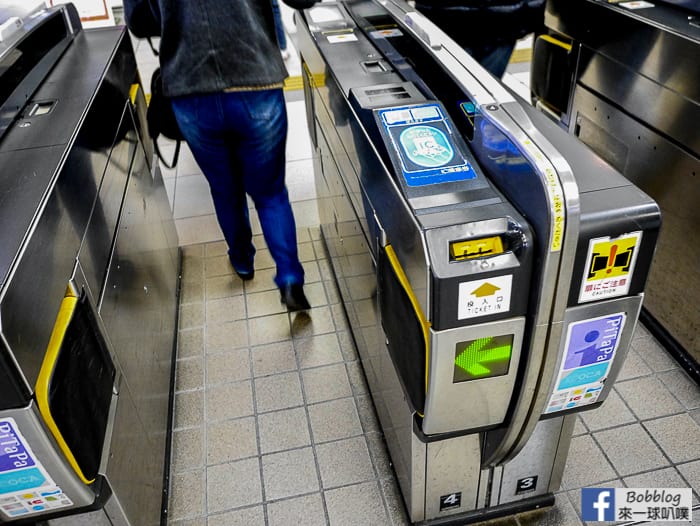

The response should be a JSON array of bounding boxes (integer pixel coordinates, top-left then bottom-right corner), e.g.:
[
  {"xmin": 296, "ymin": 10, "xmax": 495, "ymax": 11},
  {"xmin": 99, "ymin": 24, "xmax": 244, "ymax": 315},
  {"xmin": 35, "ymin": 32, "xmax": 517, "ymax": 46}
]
[{"xmin": 439, "ymin": 492, "xmax": 462, "ymax": 511}]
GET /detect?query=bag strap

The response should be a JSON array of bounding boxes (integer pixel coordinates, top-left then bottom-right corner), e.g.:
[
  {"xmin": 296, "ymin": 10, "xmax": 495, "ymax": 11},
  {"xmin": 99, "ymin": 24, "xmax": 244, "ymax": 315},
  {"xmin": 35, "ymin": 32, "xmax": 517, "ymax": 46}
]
[
  {"xmin": 142, "ymin": 0, "xmax": 182, "ymax": 171},
  {"xmin": 144, "ymin": 0, "xmax": 161, "ymax": 56},
  {"xmin": 146, "ymin": 36, "xmax": 159, "ymax": 56},
  {"xmin": 153, "ymin": 136, "xmax": 181, "ymax": 171}
]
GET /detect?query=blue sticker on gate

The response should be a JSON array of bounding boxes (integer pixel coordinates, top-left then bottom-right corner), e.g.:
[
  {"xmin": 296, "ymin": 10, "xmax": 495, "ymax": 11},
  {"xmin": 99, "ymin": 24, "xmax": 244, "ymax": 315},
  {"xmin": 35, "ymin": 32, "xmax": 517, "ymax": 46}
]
[
  {"xmin": 378, "ymin": 104, "xmax": 477, "ymax": 187},
  {"xmin": 563, "ymin": 313, "xmax": 625, "ymax": 370},
  {"xmin": 0, "ymin": 420, "xmax": 36, "ymax": 473},
  {"xmin": 557, "ymin": 362, "xmax": 610, "ymax": 390},
  {"xmin": 0, "ymin": 468, "xmax": 46, "ymax": 495},
  {"xmin": 399, "ymin": 125, "xmax": 454, "ymax": 168}
]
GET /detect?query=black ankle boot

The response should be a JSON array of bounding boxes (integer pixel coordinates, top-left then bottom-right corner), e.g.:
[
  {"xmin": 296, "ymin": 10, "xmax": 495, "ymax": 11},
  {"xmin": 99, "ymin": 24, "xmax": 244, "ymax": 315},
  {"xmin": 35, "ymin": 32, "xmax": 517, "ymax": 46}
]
[{"xmin": 280, "ymin": 284, "xmax": 311, "ymax": 311}]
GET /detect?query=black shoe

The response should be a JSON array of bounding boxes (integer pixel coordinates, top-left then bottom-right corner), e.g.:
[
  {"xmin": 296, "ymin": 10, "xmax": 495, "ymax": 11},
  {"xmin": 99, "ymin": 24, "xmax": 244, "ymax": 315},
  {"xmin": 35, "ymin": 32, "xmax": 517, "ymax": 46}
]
[
  {"xmin": 235, "ymin": 269, "xmax": 254, "ymax": 281},
  {"xmin": 280, "ymin": 284, "xmax": 311, "ymax": 311},
  {"xmin": 229, "ymin": 256, "xmax": 254, "ymax": 281}
]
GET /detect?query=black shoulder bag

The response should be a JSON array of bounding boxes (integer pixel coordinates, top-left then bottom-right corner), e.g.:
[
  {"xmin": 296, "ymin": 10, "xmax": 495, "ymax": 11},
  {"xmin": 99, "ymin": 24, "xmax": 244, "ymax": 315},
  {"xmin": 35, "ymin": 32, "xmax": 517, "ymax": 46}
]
[{"xmin": 124, "ymin": 0, "xmax": 183, "ymax": 169}]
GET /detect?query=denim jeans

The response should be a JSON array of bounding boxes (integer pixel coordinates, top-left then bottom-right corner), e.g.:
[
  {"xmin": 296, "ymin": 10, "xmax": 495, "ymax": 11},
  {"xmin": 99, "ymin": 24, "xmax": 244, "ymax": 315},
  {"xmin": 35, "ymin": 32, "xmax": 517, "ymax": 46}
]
[
  {"xmin": 465, "ymin": 42, "xmax": 516, "ymax": 79},
  {"xmin": 271, "ymin": 0, "xmax": 287, "ymax": 51},
  {"xmin": 171, "ymin": 89, "xmax": 305, "ymax": 288}
]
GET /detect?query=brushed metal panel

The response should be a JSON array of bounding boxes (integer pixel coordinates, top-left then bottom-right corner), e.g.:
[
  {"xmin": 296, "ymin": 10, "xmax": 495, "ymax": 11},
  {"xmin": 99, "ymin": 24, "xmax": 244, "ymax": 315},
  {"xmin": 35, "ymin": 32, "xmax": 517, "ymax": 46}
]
[
  {"xmin": 572, "ymin": 86, "xmax": 700, "ymax": 360},
  {"xmin": 78, "ymin": 103, "xmax": 133, "ymax": 303},
  {"xmin": 423, "ymin": 318, "xmax": 525, "ymax": 434},
  {"xmin": 0, "ymin": 27, "xmax": 138, "ymax": 389},
  {"xmin": 424, "ymin": 433, "xmax": 481, "ymax": 519},
  {"xmin": 497, "ymin": 416, "xmax": 569, "ymax": 504},
  {"xmin": 98, "ymin": 130, "xmax": 178, "ymax": 526}
]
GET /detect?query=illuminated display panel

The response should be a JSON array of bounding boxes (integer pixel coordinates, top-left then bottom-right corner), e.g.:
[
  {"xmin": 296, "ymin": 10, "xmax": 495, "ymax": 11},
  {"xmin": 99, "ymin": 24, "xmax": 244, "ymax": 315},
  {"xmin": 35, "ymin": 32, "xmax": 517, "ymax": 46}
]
[{"xmin": 453, "ymin": 334, "xmax": 514, "ymax": 383}]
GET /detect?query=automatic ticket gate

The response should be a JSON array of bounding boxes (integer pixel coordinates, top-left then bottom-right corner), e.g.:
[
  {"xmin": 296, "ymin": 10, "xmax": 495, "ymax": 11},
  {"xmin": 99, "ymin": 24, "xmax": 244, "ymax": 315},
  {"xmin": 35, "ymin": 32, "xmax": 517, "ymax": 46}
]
[
  {"xmin": 296, "ymin": 0, "xmax": 661, "ymax": 523},
  {"xmin": 0, "ymin": 4, "xmax": 179, "ymax": 525}
]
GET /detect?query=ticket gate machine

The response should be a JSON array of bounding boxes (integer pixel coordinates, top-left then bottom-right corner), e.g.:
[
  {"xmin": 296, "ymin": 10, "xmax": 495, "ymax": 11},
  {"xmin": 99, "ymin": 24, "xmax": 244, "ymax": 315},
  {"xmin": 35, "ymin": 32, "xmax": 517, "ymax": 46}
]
[
  {"xmin": 0, "ymin": 5, "xmax": 179, "ymax": 524},
  {"xmin": 297, "ymin": 0, "xmax": 661, "ymax": 523}
]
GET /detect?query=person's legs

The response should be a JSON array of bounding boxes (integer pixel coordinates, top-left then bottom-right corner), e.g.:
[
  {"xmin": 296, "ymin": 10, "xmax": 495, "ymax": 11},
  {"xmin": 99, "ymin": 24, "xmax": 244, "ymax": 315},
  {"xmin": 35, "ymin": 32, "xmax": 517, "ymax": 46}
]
[
  {"xmin": 465, "ymin": 41, "xmax": 516, "ymax": 79},
  {"xmin": 170, "ymin": 93, "xmax": 255, "ymax": 275},
  {"xmin": 222, "ymin": 89, "xmax": 306, "ymax": 298}
]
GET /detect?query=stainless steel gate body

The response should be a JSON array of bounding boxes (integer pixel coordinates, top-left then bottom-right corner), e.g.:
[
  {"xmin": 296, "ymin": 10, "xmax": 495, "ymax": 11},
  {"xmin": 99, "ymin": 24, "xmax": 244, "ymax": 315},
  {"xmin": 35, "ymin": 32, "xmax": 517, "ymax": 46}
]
[
  {"xmin": 531, "ymin": 0, "xmax": 700, "ymax": 369},
  {"xmin": 298, "ymin": 1, "xmax": 660, "ymax": 523},
  {"xmin": 0, "ymin": 5, "xmax": 179, "ymax": 524}
]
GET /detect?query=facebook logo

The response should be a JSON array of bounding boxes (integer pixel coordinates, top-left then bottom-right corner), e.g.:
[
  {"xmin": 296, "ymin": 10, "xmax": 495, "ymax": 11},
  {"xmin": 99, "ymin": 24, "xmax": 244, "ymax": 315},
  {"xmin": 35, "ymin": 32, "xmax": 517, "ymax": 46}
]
[{"xmin": 582, "ymin": 488, "xmax": 615, "ymax": 521}]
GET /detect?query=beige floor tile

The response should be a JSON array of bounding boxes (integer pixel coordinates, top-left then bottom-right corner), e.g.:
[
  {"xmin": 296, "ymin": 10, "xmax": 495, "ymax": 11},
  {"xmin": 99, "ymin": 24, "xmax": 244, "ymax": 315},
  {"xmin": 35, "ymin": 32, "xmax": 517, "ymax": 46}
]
[
  {"xmin": 206, "ymin": 458, "xmax": 262, "ymax": 513},
  {"xmin": 324, "ymin": 482, "xmax": 388, "ymax": 526},
  {"xmin": 251, "ymin": 341, "xmax": 297, "ymax": 377},
  {"xmin": 261, "ymin": 447, "xmax": 319, "ymax": 501},
  {"xmin": 205, "ymin": 380, "xmax": 254, "ymax": 422},
  {"xmin": 267, "ymin": 493, "xmax": 326, "ymax": 526},
  {"xmin": 258, "ymin": 406, "xmax": 311, "ymax": 454},
  {"xmin": 206, "ymin": 416, "xmax": 258, "ymax": 465},
  {"xmin": 254, "ymin": 371, "xmax": 304, "ymax": 413}
]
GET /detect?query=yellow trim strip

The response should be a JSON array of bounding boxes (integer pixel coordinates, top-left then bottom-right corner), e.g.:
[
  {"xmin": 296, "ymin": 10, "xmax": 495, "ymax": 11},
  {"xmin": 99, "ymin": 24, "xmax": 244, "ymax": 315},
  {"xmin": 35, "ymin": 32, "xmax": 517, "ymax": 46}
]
[
  {"xmin": 508, "ymin": 48, "xmax": 533, "ymax": 64},
  {"xmin": 539, "ymin": 34, "xmax": 572, "ymax": 52},
  {"xmin": 297, "ymin": 65, "xmax": 327, "ymax": 91},
  {"xmin": 284, "ymin": 76, "xmax": 304, "ymax": 91},
  {"xmin": 384, "ymin": 244, "xmax": 432, "ymax": 400},
  {"xmin": 129, "ymin": 84, "xmax": 139, "ymax": 105},
  {"xmin": 35, "ymin": 288, "xmax": 95, "ymax": 485}
]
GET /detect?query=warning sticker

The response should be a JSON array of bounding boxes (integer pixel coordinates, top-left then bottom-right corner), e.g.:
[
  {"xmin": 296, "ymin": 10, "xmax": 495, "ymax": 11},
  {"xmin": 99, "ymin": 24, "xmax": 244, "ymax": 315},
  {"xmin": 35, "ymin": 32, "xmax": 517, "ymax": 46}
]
[
  {"xmin": 457, "ymin": 275, "xmax": 512, "ymax": 320},
  {"xmin": 579, "ymin": 232, "xmax": 642, "ymax": 303},
  {"xmin": 545, "ymin": 312, "xmax": 626, "ymax": 414},
  {"xmin": 0, "ymin": 418, "xmax": 73, "ymax": 518}
]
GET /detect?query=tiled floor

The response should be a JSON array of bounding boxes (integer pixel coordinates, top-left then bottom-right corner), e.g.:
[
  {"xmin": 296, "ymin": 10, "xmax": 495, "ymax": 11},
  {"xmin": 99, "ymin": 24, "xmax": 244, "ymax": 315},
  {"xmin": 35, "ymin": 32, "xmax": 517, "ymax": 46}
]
[
  {"xmin": 168, "ymin": 234, "xmax": 700, "ymax": 526},
  {"xmin": 127, "ymin": 16, "xmax": 700, "ymax": 526}
]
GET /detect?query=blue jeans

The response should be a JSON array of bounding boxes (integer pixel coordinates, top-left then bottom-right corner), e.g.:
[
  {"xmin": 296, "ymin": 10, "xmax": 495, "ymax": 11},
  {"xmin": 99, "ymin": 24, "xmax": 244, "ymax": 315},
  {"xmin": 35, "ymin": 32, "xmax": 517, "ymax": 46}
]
[
  {"xmin": 465, "ymin": 42, "xmax": 516, "ymax": 79},
  {"xmin": 271, "ymin": 0, "xmax": 287, "ymax": 51},
  {"xmin": 171, "ymin": 89, "xmax": 304, "ymax": 288}
]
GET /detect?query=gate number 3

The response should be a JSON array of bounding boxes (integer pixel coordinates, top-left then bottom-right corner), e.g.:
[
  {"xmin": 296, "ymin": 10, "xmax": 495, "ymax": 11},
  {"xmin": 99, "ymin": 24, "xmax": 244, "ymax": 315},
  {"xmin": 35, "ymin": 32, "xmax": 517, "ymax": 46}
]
[{"xmin": 516, "ymin": 475, "xmax": 538, "ymax": 494}]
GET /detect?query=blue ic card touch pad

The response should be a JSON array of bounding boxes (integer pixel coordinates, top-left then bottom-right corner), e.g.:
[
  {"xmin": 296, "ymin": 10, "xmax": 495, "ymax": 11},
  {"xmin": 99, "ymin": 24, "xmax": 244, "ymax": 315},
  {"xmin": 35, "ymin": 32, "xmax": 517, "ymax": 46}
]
[{"xmin": 378, "ymin": 103, "xmax": 476, "ymax": 187}]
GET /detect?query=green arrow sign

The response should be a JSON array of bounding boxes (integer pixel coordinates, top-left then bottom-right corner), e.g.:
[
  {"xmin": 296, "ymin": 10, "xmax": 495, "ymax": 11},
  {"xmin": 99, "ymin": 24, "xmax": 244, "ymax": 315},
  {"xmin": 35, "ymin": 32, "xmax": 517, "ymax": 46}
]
[{"xmin": 454, "ymin": 335, "xmax": 513, "ymax": 380}]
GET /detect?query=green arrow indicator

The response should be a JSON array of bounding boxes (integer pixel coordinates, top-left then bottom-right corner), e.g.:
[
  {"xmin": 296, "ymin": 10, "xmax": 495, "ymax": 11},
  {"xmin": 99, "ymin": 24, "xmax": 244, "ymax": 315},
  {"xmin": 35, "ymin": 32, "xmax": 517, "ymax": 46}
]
[{"xmin": 454, "ymin": 336, "xmax": 513, "ymax": 379}]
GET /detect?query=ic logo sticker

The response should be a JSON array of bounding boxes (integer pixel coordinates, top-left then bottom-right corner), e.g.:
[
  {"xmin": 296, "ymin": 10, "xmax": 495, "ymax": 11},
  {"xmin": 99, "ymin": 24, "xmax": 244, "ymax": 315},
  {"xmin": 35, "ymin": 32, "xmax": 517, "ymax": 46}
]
[
  {"xmin": 516, "ymin": 476, "xmax": 538, "ymax": 494},
  {"xmin": 440, "ymin": 492, "xmax": 462, "ymax": 511}
]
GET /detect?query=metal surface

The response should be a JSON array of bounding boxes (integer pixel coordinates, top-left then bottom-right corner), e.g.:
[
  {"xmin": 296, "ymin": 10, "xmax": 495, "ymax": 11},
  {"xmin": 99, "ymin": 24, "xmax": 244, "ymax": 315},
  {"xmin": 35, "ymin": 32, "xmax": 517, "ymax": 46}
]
[
  {"xmin": 475, "ymin": 100, "xmax": 581, "ymax": 466},
  {"xmin": 0, "ymin": 27, "xmax": 134, "ymax": 389},
  {"xmin": 537, "ymin": 0, "xmax": 700, "ymax": 365},
  {"xmin": 572, "ymin": 86, "xmax": 700, "ymax": 363},
  {"xmin": 98, "ymin": 128, "xmax": 178, "ymax": 526},
  {"xmin": 0, "ymin": 5, "xmax": 80, "ymax": 141},
  {"xmin": 298, "ymin": 1, "xmax": 660, "ymax": 524},
  {"xmin": 423, "ymin": 318, "xmax": 525, "ymax": 434},
  {"xmin": 0, "ymin": 17, "xmax": 179, "ymax": 525},
  {"xmin": 425, "ymin": 433, "xmax": 481, "ymax": 518},
  {"xmin": 496, "ymin": 415, "xmax": 575, "ymax": 505}
]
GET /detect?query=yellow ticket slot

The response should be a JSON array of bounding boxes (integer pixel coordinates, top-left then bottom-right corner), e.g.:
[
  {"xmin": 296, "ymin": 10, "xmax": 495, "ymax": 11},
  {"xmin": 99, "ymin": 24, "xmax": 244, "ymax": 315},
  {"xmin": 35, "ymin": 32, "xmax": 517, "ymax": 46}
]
[{"xmin": 450, "ymin": 236, "xmax": 504, "ymax": 261}]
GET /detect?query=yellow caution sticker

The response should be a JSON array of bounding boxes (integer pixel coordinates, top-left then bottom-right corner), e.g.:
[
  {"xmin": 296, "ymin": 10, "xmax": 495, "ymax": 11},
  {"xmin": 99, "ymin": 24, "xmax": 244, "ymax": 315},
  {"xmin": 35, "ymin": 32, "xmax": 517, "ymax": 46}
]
[{"xmin": 579, "ymin": 231, "xmax": 642, "ymax": 303}]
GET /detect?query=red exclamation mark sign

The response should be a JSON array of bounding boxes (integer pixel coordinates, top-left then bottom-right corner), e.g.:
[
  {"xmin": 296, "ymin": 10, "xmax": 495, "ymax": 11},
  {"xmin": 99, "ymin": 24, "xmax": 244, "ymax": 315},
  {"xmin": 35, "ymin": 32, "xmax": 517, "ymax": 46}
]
[{"xmin": 606, "ymin": 244, "xmax": 618, "ymax": 274}]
